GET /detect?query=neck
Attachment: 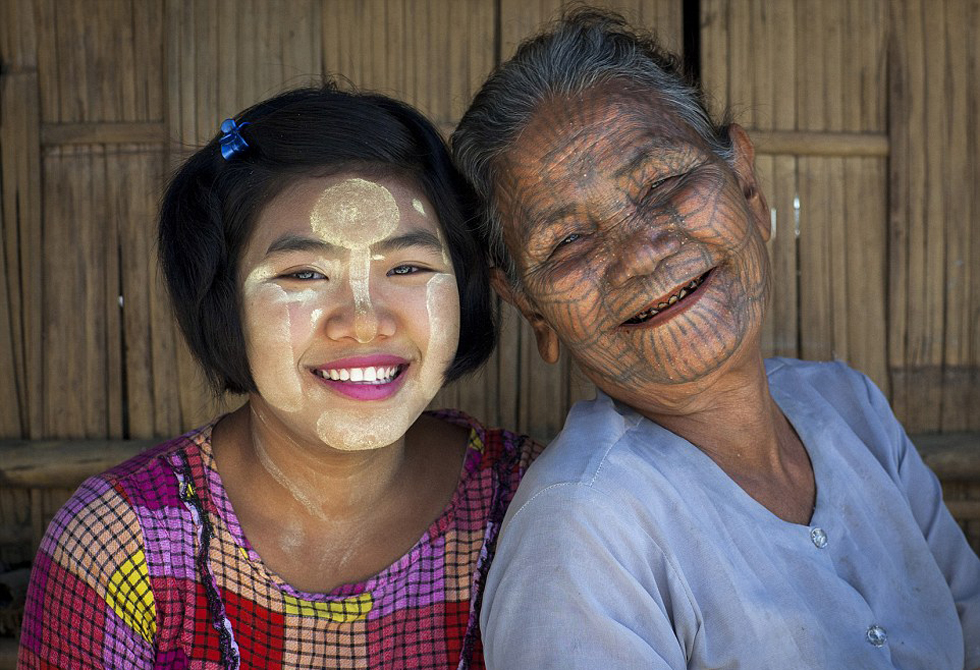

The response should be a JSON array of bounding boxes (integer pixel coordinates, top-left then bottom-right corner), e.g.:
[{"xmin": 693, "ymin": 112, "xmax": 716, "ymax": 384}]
[
  {"xmin": 242, "ymin": 401, "xmax": 408, "ymax": 523},
  {"xmin": 641, "ymin": 352, "xmax": 791, "ymax": 474}
]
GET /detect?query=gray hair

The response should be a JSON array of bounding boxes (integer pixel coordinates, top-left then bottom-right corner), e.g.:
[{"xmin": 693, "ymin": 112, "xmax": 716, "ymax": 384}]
[{"xmin": 452, "ymin": 7, "xmax": 734, "ymax": 286}]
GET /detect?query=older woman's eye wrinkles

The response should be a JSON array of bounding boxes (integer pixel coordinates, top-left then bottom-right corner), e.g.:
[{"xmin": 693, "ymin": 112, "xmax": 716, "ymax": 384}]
[{"xmin": 551, "ymin": 232, "xmax": 582, "ymax": 256}]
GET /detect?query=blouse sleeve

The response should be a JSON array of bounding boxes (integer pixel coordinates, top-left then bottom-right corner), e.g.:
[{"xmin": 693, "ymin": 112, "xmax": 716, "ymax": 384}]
[
  {"xmin": 861, "ymin": 374, "xmax": 980, "ymax": 668},
  {"xmin": 480, "ymin": 482, "xmax": 692, "ymax": 670},
  {"xmin": 18, "ymin": 477, "xmax": 157, "ymax": 669}
]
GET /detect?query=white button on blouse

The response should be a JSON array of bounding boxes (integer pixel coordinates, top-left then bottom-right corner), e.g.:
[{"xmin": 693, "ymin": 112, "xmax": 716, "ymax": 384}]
[{"xmin": 866, "ymin": 625, "xmax": 887, "ymax": 647}]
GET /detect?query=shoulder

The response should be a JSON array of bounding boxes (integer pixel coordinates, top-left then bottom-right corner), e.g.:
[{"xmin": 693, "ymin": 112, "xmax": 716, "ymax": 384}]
[
  {"xmin": 511, "ymin": 393, "xmax": 645, "ymax": 493},
  {"xmin": 765, "ymin": 356, "xmax": 869, "ymax": 397},
  {"xmin": 766, "ymin": 357, "xmax": 908, "ymax": 470},
  {"xmin": 38, "ymin": 425, "xmax": 213, "ymax": 568},
  {"xmin": 426, "ymin": 408, "xmax": 543, "ymax": 477}
]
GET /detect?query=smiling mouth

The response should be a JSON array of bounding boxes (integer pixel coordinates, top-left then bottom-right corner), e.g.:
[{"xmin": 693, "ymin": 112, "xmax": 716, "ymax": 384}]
[
  {"xmin": 314, "ymin": 364, "xmax": 406, "ymax": 384},
  {"xmin": 622, "ymin": 270, "xmax": 712, "ymax": 325}
]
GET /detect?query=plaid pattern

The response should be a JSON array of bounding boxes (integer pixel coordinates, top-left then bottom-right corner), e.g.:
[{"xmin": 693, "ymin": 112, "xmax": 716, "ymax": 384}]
[{"xmin": 19, "ymin": 410, "xmax": 540, "ymax": 669}]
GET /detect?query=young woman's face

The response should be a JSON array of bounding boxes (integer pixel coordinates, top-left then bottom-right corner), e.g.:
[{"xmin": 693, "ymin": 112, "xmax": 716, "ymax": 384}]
[{"xmin": 238, "ymin": 173, "xmax": 460, "ymax": 451}]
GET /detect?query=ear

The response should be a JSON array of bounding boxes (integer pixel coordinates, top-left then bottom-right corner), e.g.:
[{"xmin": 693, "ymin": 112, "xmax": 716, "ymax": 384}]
[
  {"xmin": 728, "ymin": 124, "xmax": 771, "ymax": 242},
  {"xmin": 490, "ymin": 268, "xmax": 561, "ymax": 365}
]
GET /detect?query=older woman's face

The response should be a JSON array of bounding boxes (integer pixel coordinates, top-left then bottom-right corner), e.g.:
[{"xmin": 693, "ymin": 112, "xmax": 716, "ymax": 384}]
[
  {"xmin": 495, "ymin": 84, "xmax": 770, "ymax": 412},
  {"xmin": 239, "ymin": 174, "xmax": 460, "ymax": 451}
]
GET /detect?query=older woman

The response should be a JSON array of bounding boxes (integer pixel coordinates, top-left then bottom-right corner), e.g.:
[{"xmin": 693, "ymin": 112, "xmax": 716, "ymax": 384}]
[{"xmin": 452, "ymin": 9, "xmax": 980, "ymax": 669}]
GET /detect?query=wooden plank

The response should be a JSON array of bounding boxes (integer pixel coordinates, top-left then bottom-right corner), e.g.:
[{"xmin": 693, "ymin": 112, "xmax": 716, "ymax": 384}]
[
  {"xmin": 918, "ymin": 0, "xmax": 948, "ymax": 431},
  {"xmin": 821, "ymin": 2, "xmax": 848, "ymax": 368},
  {"xmin": 766, "ymin": 0, "xmax": 798, "ymax": 359},
  {"xmin": 494, "ymin": 300, "xmax": 522, "ymax": 433},
  {"xmin": 895, "ymin": 0, "xmax": 942, "ymax": 431},
  {"xmin": 40, "ymin": 121, "xmax": 168, "ymax": 146},
  {"xmin": 700, "ymin": 0, "xmax": 730, "ymax": 118},
  {"xmin": 748, "ymin": 130, "xmax": 889, "ymax": 157},
  {"xmin": 499, "ymin": 0, "xmax": 551, "ymax": 62},
  {"xmin": 1, "ymin": 430, "xmax": 972, "ymax": 490},
  {"xmin": 0, "ymin": 438, "xmax": 156, "ymax": 489},
  {"xmin": 282, "ymin": 0, "xmax": 322, "ymax": 85},
  {"xmin": 941, "ymin": 0, "xmax": 973, "ymax": 431},
  {"xmin": 970, "ymin": 0, "xmax": 980, "ymax": 432},
  {"xmin": 216, "ymin": 0, "xmax": 238, "ymax": 122},
  {"xmin": 887, "ymin": 0, "xmax": 912, "ymax": 420},
  {"xmin": 196, "ymin": 0, "xmax": 218, "ymax": 147},
  {"xmin": 459, "ymin": 0, "xmax": 496, "ymax": 121}
]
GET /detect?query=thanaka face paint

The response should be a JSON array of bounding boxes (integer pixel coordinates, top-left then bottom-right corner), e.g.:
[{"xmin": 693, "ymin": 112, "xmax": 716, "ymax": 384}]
[{"xmin": 239, "ymin": 174, "xmax": 460, "ymax": 454}]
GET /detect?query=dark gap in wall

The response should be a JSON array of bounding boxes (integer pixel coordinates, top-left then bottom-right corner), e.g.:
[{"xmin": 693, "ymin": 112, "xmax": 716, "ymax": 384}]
[{"xmin": 682, "ymin": 0, "xmax": 702, "ymax": 87}]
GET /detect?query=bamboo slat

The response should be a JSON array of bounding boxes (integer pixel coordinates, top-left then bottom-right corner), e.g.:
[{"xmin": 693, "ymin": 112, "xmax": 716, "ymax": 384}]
[
  {"xmin": 970, "ymin": 0, "xmax": 980, "ymax": 432},
  {"xmin": 0, "ymin": 83, "xmax": 44, "ymax": 445},
  {"xmin": 941, "ymin": 0, "xmax": 975, "ymax": 431},
  {"xmin": 699, "ymin": 0, "xmax": 729, "ymax": 118},
  {"xmin": 887, "ymin": 0, "xmax": 913, "ymax": 423},
  {"xmin": 1, "ymin": 0, "xmax": 43, "ymax": 440}
]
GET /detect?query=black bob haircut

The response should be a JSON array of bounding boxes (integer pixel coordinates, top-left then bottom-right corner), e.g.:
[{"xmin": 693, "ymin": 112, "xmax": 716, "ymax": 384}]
[{"xmin": 159, "ymin": 81, "xmax": 495, "ymax": 395}]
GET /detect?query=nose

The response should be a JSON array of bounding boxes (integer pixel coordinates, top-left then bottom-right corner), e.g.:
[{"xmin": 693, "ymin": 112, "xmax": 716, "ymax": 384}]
[
  {"xmin": 324, "ymin": 276, "xmax": 396, "ymax": 343},
  {"xmin": 606, "ymin": 226, "xmax": 682, "ymax": 286}
]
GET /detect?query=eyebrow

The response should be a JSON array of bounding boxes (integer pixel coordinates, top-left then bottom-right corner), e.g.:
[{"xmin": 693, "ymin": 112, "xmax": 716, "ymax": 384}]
[
  {"xmin": 265, "ymin": 234, "xmax": 342, "ymax": 256},
  {"xmin": 372, "ymin": 230, "xmax": 446, "ymax": 255},
  {"xmin": 613, "ymin": 139, "xmax": 693, "ymax": 181},
  {"xmin": 525, "ymin": 204, "xmax": 579, "ymax": 242}
]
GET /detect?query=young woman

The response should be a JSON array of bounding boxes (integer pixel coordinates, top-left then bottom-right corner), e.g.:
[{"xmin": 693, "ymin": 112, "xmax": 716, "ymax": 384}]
[{"xmin": 19, "ymin": 83, "xmax": 538, "ymax": 669}]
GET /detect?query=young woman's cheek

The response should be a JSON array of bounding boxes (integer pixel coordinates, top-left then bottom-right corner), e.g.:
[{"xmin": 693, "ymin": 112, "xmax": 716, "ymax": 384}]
[
  {"xmin": 244, "ymin": 284, "xmax": 306, "ymax": 413},
  {"xmin": 415, "ymin": 273, "xmax": 460, "ymax": 391}
]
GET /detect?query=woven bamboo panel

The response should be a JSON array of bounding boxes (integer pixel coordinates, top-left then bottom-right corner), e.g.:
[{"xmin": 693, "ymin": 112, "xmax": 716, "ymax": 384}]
[
  {"xmin": 702, "ymin": 0, "xmax": 890, "ymax": 400},
  {"xmin": 0, "ymin": 0, "xmax": 977, "ymax": 570},
  {"xmin": 889, "ymin": 0, "xmax": 980, "ymax": 433}
]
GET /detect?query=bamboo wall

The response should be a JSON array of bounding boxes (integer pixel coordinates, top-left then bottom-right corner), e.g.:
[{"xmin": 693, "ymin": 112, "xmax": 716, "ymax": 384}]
[{"xmin": 0, "ymin": 0, "xmax": 978, "ymax": 565}]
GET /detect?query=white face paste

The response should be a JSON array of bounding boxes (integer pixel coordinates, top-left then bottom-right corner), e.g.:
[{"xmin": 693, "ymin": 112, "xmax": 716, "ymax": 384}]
[
  {"xmin": 311, "ymin": 179, "xmax": 399, "ymax": 343},
  {"xmin": 240, "ymin": 175, "xmax": 460, "ymax": 456},
  {"xmin": 315, "ymin": 272, "xmax": 459, "ymax": 450}
]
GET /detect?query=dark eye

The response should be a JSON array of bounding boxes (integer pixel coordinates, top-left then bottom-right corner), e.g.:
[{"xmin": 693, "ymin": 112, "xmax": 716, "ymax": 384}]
[
  {"xmin": 286, "ymin": 270, "xmax": 325, "ymax": 280},
  {"xmin": 648, "ymin": 175, "xmax": 675, "ymax": 193},
  {"xmin": 559, "ymin": 233, "xmax": 581, "ymax": 246},
  {"xmin": 389, "ymin": 265, "xmax": 420, "ymax": 276}
]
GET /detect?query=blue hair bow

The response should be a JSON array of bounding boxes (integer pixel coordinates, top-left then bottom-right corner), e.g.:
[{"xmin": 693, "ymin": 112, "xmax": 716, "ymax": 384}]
[{"xmin": 219, "ymin": 118, "xmax": 250, "ymax": 160}]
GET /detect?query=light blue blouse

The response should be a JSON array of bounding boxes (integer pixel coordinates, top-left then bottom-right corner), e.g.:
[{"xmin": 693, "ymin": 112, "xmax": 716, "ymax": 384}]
[{"xmin": 481, "ymin": 358, "xmax": 980, "ymax": 669}]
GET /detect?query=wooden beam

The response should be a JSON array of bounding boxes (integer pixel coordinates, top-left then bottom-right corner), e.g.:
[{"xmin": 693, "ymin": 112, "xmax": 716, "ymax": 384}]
[
  {"xmin": 0, "ymin": 432, "xmax": 976, "ymax": 489},
  {"xmin": 916, "ymin": 432, "xmax": 980, "ymax": 478},
  {"xmin": 40, "ymin": 122, "xmax": 167, "ymax": 146},
  {"xmin": 0, "ymin": 438, "xmax": 157, "ymax": 489},
  {"xmin": 748, "ymin": 129, "xmax": 890, "ymax": 157}
]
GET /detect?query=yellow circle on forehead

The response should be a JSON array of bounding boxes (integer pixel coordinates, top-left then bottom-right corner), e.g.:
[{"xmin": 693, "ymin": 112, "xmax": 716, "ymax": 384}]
[{"xmin": 310, "ymin": 178, "xmax": 400, "ymax": 247}]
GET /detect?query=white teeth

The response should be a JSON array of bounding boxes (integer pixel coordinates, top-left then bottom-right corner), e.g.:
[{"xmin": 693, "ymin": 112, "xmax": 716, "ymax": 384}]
[{"xmin": 317, "ymin": 365, "xmax": 401, "ymax": 384}]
